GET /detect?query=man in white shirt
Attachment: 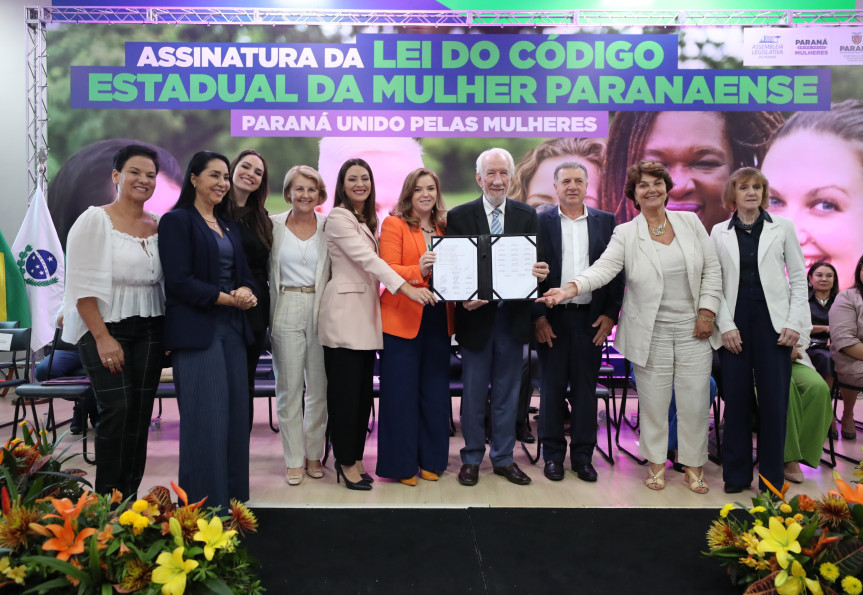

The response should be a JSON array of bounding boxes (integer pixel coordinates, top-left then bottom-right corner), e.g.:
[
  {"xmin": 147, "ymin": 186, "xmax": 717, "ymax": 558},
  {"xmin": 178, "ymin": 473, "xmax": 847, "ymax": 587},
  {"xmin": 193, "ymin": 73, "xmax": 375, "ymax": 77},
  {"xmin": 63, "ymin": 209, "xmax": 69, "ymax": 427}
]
[{"xmin": 533, "ymin": 162, "xmax": 624, "ymax": 482}]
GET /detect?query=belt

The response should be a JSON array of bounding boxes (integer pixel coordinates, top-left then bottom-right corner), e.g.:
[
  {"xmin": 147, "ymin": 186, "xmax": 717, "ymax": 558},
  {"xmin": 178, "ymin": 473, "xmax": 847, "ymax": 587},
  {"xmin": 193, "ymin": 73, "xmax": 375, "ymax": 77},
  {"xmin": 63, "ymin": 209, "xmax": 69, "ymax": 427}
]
[
  {"xmin": 555, "ymin": 302, "xmax": 589, "ymax": 310},
  {"xmin": 280, "ymin": 285, "xmax": 315, "ymax": 293}
]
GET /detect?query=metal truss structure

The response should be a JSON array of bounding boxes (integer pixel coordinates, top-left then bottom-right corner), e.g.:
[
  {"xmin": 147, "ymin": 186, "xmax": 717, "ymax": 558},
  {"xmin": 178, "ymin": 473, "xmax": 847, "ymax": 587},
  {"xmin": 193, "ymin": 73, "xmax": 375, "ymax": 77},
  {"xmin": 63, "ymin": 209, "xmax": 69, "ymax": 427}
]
[{"xmin": 23, "ymin": 5, "xmax": 863, "ymax": 200}]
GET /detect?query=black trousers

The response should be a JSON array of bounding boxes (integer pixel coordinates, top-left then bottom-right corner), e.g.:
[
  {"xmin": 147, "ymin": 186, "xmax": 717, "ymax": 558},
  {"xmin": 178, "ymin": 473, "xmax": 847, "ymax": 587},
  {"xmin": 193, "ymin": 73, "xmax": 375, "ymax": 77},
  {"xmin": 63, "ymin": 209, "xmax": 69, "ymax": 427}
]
[
  {"xmin": 323, "ymin": 347, "xmax": 375, "ymax": 466},
  {"xmin": 720, "ymin": 296, "xmax": 791, "ymax": 492},
  {"xmin": 536, "ymin": 308, "xmax": 602, "ymax": 466},
  {"xmin": 245, "ymin": 326, "xmax": 268, "ymax": 431},
  {"xmin": 78, "ymin": 315, "xmax": 164, "ymax": 497}
]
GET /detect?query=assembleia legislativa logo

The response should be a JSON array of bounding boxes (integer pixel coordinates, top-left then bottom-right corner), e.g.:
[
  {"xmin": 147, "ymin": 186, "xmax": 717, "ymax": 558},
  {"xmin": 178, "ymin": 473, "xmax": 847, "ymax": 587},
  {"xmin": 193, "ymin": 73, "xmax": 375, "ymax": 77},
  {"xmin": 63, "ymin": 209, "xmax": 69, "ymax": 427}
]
[{"xmin": 16, "ymin": 244, "xmax": 59, "ymax": 287}]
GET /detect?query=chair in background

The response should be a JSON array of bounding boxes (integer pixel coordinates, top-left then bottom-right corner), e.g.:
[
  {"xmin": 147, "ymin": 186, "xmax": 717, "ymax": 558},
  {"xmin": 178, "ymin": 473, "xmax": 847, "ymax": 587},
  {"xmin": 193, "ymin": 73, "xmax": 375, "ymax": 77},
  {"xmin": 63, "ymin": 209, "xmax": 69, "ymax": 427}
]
[
  {"xmin": 823, "ymin": 374, "xmax": 863, "ymax": 467},
  {"xmin": 0, "ymin": 327, "xmax": 32, "ymax": 404}
]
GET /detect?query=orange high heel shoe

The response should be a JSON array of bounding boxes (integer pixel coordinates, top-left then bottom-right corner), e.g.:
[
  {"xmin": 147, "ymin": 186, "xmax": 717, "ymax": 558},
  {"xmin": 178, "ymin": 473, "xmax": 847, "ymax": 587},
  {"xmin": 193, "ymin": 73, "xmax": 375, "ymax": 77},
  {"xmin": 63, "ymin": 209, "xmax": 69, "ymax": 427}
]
[
  {"xmin": 399, "ymin": 476, "xmax": 418, "ymax": 486},
  {"xmin": 420, "ymin": 469, "xmax": 439, "ymax": 481}
]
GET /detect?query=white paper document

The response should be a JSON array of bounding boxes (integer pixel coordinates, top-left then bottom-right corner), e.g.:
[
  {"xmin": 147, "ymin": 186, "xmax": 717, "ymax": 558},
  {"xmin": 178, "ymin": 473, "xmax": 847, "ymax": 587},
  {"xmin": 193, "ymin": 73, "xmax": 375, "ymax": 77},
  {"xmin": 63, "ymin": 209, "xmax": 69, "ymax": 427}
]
[
  {"xmin": 491, "ymin": 235, "xmax": 537, "ymax": 299},
  {"xmin": 430, "ymin": 237, "xmax": 478, "ymax": 301},
  {"xmin": 0, "ymin": 333, "xmax": 12, "ymax": 351}
]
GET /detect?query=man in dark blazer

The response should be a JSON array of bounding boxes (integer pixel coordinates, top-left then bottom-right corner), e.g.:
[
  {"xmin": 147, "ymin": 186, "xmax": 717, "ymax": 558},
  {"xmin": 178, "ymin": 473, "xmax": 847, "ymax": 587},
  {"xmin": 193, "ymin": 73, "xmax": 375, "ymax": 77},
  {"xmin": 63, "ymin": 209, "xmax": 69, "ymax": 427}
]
[
  {"xmin": 533, "ymin": 162, "xmax": 624, "ymax": 482},
  {"xmin": 448, "ymin": 148, "xmax": 549, "ymax": 486}
]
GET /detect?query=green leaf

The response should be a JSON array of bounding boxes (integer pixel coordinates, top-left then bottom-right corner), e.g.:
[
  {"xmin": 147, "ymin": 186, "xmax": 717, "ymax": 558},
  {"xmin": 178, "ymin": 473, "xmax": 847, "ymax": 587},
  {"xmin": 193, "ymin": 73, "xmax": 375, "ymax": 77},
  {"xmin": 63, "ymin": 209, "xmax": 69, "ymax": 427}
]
[
  {"xmin": 820, "ymin": 538, "xmax": 863, "ymax": 576},
  {"xmin": 201, "ymin": 577, "xmax": 234, "ymax": 595},
  {"xmin": 0, "ymin": 466, "xmax": 19, "ymax": 501},
  {"xmin": 704, "ymin": 546, "xmax": 748, "ymax": 559},
  {"xmin": 22, "ymin": 576, "xmax": 74, "ymax": 594},
  {"xmin": 797, "ymin": 515, "xmax": 819, "ymax": 545},
  {"xmin": 851, "ymin": 503, "xmax": 863, "ymax": 527},
  {"xmin": 21, "ymin": 554, "xmax": 89, "ymax": 582}
]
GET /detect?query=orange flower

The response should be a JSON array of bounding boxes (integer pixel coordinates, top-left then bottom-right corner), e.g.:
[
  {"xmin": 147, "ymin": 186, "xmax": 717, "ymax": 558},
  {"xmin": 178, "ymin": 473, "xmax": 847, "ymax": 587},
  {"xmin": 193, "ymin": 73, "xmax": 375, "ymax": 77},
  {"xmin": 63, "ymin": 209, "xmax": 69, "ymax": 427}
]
[
  {"xmin": 96, "ymin": 524, "xmax": 114, "ymax": 550},
  {"xmin": 760, "ymin": 474, "xmax": 790, "ymax": 503},
  {"xmin": 833, "ymin": 471, "xmax": 863, "ymax": 505},
  {"xmin": 41, "ymin": 518, "xmax": 97, "ymax": 561},
  {"xmin": 44, "ymin": 491, "xmax": 97, "ymax": 523},
  {"xmin": 109, "ymin": 490, "xmax": 123, "ymax": 507},
  {"xmin": 170, "ymin": 482, "xmax": 188, "ymax": 507},
  {"xmin": 797, "ymin": 494, "xmax": 817, "ymax": 512}
]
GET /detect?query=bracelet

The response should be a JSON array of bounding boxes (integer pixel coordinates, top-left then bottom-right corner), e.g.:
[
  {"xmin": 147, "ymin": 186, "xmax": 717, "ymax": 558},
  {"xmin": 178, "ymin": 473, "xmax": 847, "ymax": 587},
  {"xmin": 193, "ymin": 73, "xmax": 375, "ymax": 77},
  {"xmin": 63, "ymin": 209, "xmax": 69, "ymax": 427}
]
[{"xmin": 697, "ymin": 314, "xmax": 716, "ymax": 323}]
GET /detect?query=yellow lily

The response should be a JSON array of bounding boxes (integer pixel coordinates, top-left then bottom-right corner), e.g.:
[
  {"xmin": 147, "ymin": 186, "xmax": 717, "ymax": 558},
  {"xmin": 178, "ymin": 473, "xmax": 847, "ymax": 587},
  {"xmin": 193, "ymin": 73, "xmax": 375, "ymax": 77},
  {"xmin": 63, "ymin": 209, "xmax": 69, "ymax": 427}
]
[
  {"xmin": 775, "ymin": 560, "xmax": 823, "ymax": 595},
  {"xmin": 193, "ymin": 517, "xmax": 237, "ymax": 561},
  {"xmin": 753, "ymin": 517, "xmax": 802, "ymax": 569},
  {"xmin": 152, "ymin": 546, "xmax": 198, "ymax": 595}
]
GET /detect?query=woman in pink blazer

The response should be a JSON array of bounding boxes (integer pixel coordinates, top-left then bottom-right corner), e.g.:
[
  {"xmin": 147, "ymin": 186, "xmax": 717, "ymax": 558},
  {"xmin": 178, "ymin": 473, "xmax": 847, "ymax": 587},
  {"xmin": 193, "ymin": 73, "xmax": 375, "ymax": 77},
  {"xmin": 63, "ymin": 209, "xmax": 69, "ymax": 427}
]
[
  {"xmin": 376, "ymin": 168, "xmax": 453, "ymax": 485},
  {"xmin": 318, "ymin": 158, "xmax": 435, "ymax": 490}
]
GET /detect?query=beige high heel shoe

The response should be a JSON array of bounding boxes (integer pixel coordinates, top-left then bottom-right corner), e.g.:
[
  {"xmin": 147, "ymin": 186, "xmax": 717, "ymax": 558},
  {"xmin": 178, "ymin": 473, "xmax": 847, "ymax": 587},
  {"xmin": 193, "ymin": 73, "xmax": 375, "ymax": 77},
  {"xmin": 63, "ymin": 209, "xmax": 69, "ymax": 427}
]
[
  {"xmin": 305, "ymin": 459, "xmax": 324, "ymax": 479},
  {"xmin": 684, "ymin": 467, "xmax": 709, "ymax": 494},
  {"xmin": 645, "ymin": 465, "xmax": 666, "ymax": 491}
]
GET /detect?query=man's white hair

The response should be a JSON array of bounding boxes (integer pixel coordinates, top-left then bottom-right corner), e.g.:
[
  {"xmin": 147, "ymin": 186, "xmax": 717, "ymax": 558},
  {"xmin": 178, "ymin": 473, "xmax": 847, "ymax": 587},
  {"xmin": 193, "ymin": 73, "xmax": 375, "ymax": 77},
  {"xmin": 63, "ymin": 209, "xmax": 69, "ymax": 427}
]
[{"xmin": 475, "ymin": 148, "xmax": 515, "ymax": 176}]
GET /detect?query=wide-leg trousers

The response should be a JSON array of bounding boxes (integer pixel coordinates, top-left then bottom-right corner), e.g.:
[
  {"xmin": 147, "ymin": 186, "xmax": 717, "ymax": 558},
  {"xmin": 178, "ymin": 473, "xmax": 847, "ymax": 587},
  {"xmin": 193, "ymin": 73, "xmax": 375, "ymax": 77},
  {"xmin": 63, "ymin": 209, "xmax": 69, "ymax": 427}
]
[
  {"xmin": 721, "ymin": 295, "xmax": 791, "ymax": 492},
  {"xmin": 78, "ymin": 315, "xmax": 163, "ymax": 498},
  {"xmin": 632, "ymin": 318, "xmax": 713, "ymax": 468},
  {"xmin": 376, "ymin": 303, "xmax": 450, "ymax": 478},
  {"xmin": 271, "ymin": 290, "xmax": 328, "ymax": 469},
  {"xmin": 173, "ymin": 314, "xmax": 250, "ymax": 510},
  {"xmin": 323, "ymin": 346, "xmax": 375, "ymax": 467}
]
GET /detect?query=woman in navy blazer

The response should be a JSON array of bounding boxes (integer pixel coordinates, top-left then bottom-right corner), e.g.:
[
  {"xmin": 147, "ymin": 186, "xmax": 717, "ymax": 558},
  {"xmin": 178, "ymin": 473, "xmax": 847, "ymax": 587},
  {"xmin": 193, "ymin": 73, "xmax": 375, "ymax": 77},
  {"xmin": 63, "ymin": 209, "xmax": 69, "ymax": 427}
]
[
  {"xmin": 709, "ymin": 167, "xmax": 807, "ymax": 494},
  {"xmin": 159, "ymin": 151, "xmax": 259, "ymax": 510}
]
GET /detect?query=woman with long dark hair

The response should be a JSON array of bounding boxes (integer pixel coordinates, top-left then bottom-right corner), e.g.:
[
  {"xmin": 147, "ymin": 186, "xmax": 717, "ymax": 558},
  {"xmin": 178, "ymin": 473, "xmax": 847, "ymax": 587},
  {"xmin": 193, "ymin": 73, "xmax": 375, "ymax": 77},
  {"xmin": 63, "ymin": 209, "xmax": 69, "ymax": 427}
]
[
  {"xmin": 159, "ymin": 150, "xmax": 259, "ymax": 509},
  {"xmin": 223, "ymin": 149, "xmax": 273, "ymax": 429},
  {"xmin": 317, "ymin": 158, "xmax": 435, "ymax": 490},
  {"xmin": 830, "ymin": 255, "xmax": 863, "ymax": 440}
]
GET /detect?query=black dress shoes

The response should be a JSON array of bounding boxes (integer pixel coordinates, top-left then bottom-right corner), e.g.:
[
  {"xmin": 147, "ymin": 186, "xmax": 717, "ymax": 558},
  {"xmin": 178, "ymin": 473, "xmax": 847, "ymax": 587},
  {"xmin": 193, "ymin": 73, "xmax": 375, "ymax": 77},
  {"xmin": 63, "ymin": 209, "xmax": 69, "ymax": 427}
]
[
  {"xmin": 543, "ymin": 461, "xmax": 564, "ymax": 481},
  {"xmin": 724, "ymin": 483, "xmax": 750, "ymax": 494},
  {"xmin": 573, "ymin": 463, "xmax": 598, "ymax": 482},
  {"xmin": 458, "ymin": 464, "xmax": 480, "ymax": 486},
  {"xmin": 493, "ymin": 463, "xmax": 532, "ymax": 485},
  {"xmin": 517, "ymin": 429, "xmax": 536, "ymax": 444}
]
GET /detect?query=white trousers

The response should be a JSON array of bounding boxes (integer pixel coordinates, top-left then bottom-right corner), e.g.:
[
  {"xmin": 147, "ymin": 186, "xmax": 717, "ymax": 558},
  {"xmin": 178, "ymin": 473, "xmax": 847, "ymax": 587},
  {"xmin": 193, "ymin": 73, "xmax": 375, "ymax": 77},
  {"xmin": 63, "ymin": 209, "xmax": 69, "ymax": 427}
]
[
  {"xmin": 271, "ymin": 290, "xmax": 328, "ymax": 468},
  {"xmin": 632, "ymin": 319, "xmax": 712, "ymax": 468}
]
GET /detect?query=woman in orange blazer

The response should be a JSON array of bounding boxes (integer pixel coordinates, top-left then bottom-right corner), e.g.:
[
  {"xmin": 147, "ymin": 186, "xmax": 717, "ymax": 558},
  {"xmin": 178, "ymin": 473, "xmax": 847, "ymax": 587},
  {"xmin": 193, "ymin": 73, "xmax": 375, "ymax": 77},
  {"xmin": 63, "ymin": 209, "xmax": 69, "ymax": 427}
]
[{"xmin": 376, "ymin": 168, "xmax": 454, "ymax": 485}]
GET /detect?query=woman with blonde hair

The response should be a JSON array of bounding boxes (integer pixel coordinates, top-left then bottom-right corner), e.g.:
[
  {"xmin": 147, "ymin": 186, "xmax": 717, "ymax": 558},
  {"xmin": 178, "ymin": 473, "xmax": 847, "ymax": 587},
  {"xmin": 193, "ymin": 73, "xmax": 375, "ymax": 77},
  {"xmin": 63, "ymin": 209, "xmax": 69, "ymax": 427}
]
[{"xmin": 268, "ymin": 165, "xmax": 330, "ymax": 485}]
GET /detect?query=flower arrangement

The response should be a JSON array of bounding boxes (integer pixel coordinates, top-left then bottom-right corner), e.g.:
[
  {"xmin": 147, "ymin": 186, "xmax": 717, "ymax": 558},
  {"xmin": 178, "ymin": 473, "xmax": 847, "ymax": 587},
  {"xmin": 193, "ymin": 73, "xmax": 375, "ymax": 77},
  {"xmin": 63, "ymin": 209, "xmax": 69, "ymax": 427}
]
[
  {"xmin": 0, "ymin": 422, "xmax": 264, "ymax": 593},
  {"xmin": 705, "ymin": 474, "xmax": 863, "ymax": 595}
]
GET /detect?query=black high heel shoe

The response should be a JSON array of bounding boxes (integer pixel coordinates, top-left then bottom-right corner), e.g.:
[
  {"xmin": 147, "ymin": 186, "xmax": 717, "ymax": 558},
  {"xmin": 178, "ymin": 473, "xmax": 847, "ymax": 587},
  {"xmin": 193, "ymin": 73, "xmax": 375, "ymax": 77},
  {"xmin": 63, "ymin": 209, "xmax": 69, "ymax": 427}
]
[
  {"xmin": 360, "ymin": 472, "xmax": 374, "ymax": 483},
  {"xmin": 334, "ymin": 462, "xmax": 372, "ymax": 491}
]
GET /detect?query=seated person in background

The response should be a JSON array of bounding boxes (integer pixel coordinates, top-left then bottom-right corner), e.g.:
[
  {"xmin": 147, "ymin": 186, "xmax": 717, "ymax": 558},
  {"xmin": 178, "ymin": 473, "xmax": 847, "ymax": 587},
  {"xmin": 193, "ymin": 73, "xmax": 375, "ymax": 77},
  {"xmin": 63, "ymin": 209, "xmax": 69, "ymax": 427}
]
[
  {"xmin": 830, "ymin": 254, "xmax": 863, "ymax": 438},
  {"xmin": 784, "ymin": 332, "xmax": 833, "ymax": 483},
  {"xmin": 34, "ymin": 312, "xmax": 98, "ymax": 435}
]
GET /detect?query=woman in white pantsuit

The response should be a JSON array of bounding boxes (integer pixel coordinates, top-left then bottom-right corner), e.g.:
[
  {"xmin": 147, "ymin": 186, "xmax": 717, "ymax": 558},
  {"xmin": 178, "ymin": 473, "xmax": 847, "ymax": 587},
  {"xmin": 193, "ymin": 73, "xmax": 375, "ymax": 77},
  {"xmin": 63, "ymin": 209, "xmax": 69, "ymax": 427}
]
[
  {"xmin": 539, "ymin": 161, "xmax": 722, "ymax": 493},
  {"xmin": 268, "ymin": 165, "xmax": 331, "ymax": 485}
]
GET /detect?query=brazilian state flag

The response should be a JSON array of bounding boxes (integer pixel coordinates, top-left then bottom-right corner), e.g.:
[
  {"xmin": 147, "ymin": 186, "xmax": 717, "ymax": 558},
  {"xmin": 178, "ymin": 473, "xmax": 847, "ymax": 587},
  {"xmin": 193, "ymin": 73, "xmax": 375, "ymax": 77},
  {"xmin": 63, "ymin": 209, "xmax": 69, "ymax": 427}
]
[{"xmin": 0, "ymin": 228, "xmax": 30, "ymax": 326}]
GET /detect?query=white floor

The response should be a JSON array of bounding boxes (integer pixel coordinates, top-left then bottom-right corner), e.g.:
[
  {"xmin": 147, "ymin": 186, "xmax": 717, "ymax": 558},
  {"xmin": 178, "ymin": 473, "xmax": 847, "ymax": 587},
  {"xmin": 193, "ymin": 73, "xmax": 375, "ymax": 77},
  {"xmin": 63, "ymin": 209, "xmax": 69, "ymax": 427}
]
[{"xmin": 3, "ymin": 390, "xmax": 861, "ymax": 509}]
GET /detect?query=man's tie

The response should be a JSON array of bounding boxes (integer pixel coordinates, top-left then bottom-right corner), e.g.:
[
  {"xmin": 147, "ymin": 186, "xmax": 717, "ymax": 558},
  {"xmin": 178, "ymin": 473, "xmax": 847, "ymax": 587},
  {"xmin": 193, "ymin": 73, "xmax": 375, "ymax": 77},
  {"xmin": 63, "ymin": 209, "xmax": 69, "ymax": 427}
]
[{"xmin": 491, "ymin": 207, "xmax": 502, "ymax": 235}]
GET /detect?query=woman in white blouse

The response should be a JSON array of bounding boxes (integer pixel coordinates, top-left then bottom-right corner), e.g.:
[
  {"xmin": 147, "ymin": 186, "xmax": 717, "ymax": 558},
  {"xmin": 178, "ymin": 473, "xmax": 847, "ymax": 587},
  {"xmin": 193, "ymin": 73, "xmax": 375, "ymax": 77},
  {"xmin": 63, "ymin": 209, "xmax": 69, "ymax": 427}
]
[
  {"xmin": 268, "ymin": 165, "xmax": 330, "ymax": 485},
  {"xmin": 63, "ymin": 144, "xmax": 166, "ymax": 497}
]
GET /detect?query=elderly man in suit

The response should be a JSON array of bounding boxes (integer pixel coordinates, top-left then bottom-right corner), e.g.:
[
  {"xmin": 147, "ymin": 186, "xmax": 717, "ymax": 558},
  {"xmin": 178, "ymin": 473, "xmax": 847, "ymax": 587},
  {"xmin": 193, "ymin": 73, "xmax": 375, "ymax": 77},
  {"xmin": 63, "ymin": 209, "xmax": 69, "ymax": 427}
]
[
  {"xmin": 533, "ymin": 162, "xmax": 624, "ymax": 482},
  {"xmin": 448, "ymin": 148, "xmax": 549, "ymax": 486}
]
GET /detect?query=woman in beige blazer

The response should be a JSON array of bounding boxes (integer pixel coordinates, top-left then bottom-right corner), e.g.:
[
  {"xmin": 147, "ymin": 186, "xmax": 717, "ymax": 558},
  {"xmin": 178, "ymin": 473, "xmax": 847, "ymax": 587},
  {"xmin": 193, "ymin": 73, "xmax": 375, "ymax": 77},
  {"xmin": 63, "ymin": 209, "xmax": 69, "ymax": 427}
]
[
  {"xmin": 317, "ymin": 157, "xmax": 435, "ymax": 490},
  {"xmin": 539, "ymin": 161, "xmax": 722, "ymax": 493},
  {"xmin": 268, "ymin": 165, "xmax": 331, "ymax": 485},
  {"xmin": 709, "ymin": 167, "xmax": 807, "ymax": 494}
]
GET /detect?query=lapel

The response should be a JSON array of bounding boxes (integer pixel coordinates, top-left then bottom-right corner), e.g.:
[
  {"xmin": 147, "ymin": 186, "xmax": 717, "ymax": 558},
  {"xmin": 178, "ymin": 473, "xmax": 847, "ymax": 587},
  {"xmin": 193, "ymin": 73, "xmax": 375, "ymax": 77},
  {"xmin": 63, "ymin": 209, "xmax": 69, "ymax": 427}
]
[
  {"xmin": 357, "ymin": 215, "xmax": 378, "ymax": 252},
  {"xmin": 720, "ymin": 222, "xmax": 740, "ymax": 277},
  {"xmin": 314, "ymin": 211, "xmax": 328, "ymax": 280},
  {"xmin": 409, "ymin": 220, "xmax": 427, "ymax": 257},
  {"xmin": 635, "ymin": 214, "xmax": 662, "ymax": 278},
  {"xmin": 544, "ymin": 210, "xmax": 563, "ymax": 275},
  {"xmin": 271, "ymin": 212, "xmax": 287, "ymax": 260},
  {"xmin": 189, "ymin": 209, "xmax": 220, "ymax": 282},
  {"xmin": 669, "ymin": 211, "xmax": 697, "ymax": 282},
  {"xmin": 503, "ymin": 198, "xmax": 520, "ymax": 233},
  {"xmin": 758, "ymin": 216, "xmax": 779, "ymax": 265},
  {"xmin": 586, "ymin": 209, "xmax": 601, "ymax": 263},
  {"xmin": 474, "ymin": 196, "xmax": 491, "ymax": 235}
]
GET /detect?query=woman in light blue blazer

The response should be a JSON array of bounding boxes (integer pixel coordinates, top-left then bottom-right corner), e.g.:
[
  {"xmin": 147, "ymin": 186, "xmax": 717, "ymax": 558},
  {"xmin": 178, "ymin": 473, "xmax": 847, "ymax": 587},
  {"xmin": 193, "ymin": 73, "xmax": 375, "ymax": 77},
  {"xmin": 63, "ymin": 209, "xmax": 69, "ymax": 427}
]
[{"xmin": 709, "ymin": 167, "xmax": 808, "ymax": 494}]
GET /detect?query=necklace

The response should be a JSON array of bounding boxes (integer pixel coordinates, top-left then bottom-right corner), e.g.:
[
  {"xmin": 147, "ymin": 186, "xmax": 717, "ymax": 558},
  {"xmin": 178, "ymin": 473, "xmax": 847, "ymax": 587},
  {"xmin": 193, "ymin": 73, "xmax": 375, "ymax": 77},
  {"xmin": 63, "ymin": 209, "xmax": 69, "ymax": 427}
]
[
  {"xmin": 647, "ymin": 217, "xmax": 667, "ymax": 236},
  {"xmin": 420, "ymin": 225, "xmax": 435, "ymax": 234},
  {"xmin": 817, "ymin": 297, "xmax": 830, "ymax": 307}
]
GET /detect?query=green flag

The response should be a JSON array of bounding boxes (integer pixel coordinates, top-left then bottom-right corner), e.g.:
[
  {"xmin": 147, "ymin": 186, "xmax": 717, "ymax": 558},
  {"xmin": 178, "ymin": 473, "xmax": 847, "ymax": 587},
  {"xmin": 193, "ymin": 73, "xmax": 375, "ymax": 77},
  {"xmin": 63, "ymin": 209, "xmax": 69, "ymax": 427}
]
[{"xmin": 0, "ymin": 228, "xmax": 31, "ymax": 326}]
